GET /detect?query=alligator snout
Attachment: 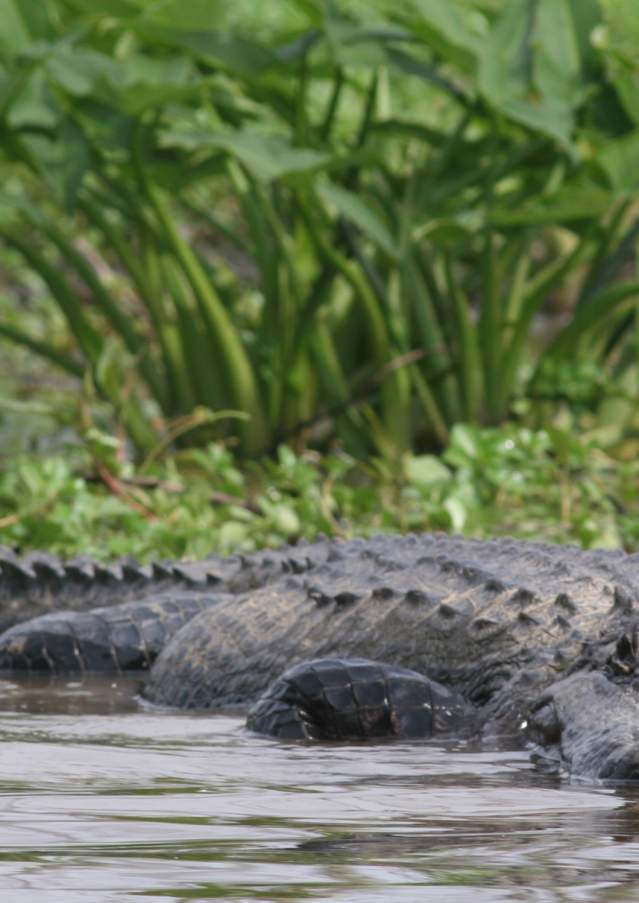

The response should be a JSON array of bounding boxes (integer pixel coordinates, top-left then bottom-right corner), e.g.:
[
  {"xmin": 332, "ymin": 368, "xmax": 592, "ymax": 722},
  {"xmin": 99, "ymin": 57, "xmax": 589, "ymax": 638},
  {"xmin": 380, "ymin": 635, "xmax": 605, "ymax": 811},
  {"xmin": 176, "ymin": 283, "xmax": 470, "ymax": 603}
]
[{"xmin": 528, "ymin": 672, "xmax": 639, "ymax": 781}]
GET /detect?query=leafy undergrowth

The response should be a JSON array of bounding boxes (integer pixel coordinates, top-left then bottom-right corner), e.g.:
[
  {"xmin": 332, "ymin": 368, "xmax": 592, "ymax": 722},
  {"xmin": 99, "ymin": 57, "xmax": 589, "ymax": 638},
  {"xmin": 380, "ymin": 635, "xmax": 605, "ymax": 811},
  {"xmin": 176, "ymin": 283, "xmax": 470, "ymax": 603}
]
[{"xmin": 1, "ymin": 424, "xmax": 638, "ymax": 561}]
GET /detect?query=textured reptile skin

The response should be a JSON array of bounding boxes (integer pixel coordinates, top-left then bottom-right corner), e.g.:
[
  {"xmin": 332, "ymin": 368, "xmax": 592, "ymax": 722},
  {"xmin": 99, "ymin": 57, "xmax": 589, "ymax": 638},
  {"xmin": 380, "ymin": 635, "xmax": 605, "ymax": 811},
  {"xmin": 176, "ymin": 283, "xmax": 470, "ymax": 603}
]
[{"xmin": 3, "ymin": 533, "xmax": 639, "ymax": 779}]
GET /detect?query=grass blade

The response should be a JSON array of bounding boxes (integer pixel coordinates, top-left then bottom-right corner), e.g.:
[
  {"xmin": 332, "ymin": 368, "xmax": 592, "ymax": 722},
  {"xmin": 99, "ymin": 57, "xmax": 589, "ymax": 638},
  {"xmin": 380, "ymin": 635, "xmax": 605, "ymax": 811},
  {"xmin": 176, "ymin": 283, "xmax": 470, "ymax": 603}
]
[{"xmin": 443, "ymin": 249, "xmax": 482, "ymax": 421}]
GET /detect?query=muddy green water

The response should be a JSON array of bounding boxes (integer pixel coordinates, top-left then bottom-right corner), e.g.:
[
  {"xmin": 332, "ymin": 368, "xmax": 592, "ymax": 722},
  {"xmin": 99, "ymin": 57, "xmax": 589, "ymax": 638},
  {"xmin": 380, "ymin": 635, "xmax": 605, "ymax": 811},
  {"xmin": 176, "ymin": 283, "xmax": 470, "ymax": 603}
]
[{"xmin": 2, "ymin": 677, "xmax": 639, "ymax": 902}]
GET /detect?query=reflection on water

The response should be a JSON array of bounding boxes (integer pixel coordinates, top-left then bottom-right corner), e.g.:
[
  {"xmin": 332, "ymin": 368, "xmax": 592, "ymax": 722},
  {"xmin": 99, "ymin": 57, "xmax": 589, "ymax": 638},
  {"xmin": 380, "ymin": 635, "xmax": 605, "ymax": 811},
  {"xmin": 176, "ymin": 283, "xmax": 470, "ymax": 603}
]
[{"xmin": 1, "ymin": 677, "xmax": 639, "ymax": 901}]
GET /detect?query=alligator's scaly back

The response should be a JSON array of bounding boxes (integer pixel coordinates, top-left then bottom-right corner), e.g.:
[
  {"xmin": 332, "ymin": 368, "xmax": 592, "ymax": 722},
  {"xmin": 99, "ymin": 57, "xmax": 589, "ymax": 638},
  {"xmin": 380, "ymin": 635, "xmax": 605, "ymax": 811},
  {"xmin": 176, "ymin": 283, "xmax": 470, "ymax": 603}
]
[
  {"xmin": 145, "ymin": 534, "xmax": 639, "ymax": 722},
  {"xmin": 4, "ymin": 533, "xmax": 639, "ymax": 780},
  {"xmin": 0, "ymin": 540, "xmax": 332, "ymax": 632}
]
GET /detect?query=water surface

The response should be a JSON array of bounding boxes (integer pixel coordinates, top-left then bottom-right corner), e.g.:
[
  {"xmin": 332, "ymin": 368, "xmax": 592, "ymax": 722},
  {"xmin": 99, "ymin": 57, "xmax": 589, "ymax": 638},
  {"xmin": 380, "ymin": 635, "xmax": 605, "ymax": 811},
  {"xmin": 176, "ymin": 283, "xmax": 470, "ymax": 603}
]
[{"xmin": 2, "ymin": 676, "xmax": 639, "ymax": 902}]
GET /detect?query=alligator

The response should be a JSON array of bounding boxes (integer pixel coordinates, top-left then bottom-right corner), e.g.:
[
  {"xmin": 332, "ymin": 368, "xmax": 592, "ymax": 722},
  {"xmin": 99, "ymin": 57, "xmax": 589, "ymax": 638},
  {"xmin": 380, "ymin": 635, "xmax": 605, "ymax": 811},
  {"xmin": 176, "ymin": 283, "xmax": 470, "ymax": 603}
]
[{"xmin": 2, "ymin": 533, "xmax": 639, "ymax": 781}]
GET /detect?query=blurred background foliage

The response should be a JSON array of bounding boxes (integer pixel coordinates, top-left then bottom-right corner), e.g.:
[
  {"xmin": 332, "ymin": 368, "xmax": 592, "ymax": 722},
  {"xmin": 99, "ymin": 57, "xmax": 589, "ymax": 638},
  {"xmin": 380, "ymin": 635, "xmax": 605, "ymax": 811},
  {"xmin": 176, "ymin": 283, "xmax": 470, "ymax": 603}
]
[{"xmin": 1, "ymin": 0, "xmax": 639, "ymax": 555}]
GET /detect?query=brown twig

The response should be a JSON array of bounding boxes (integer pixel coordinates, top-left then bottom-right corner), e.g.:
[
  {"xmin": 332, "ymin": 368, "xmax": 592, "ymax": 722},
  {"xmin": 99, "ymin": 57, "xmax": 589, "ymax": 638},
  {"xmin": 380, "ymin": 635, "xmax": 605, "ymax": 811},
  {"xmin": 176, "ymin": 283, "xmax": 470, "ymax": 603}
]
[
  {"xmin": 95, "ymin": 461, "xmax": 158, "ymax": 521},
  {"xmin": 209, "ymin": 490, "xmax": 261, "ymax": 514}
]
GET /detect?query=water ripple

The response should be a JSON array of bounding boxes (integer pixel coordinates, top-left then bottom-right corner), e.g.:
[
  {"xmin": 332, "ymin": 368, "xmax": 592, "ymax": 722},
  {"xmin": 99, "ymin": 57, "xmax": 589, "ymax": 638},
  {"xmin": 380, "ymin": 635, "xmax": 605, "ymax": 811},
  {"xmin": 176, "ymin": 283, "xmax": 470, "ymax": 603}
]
[{"xmin": 1, "ymin": 676, "xmax": 638, "ymax": 902}]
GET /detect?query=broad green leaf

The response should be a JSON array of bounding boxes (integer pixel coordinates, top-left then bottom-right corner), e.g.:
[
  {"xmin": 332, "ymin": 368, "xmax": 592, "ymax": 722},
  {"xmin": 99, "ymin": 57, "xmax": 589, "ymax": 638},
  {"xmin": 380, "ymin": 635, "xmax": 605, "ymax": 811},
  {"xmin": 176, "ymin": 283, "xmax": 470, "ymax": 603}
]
[
  {"xmin": 478, "ymin": 0, "xmax": 582, "ymax": 148},
  {"xmin": 596, "ymin": 130, "xmax": 639, "ymax": 192},
  {"xmin": 491, "ymin": 181, "xmax": 614, "ymax": 225},
  {"xmin": 20, "ymin": 123, "xmax": 90, "ymax": 208},
  {"xmin": 71, "ymin": 100, "xmax": 133, "ymax": 151},
  {"xmin": 6, "ymin": 68, "xmax": 58, "ymax": 129},
  {"xmin": 132, "ymin": 25, "xmax": 279, "ymax": 77},
  {"xmin": 220, "ymin": 131, "xmax": 328, "ymax": 178},
  {"xmin": 46, "ymin": 48, "xmax": 120, "ymax": 96},
  {"xmin": 0, "ymin": 0, "xmax": 30, "ymax": 61},
  {"xmin": 137, "ymin": 0, "xmax": 229, "ymax": 28},
  {"xmin": 111, "ymin": 83, "xmax": 200, "ymax": 114},
  {"xmin": 444, "ymin": 495, "xmax": 467, "ymax": 531},
  {"xmin": 270, "ymin": 504, "xmax": 301, "ymax": 535},
  {"xmin": 0, "ymin": 195, "xmax": 33, "ymax": 225},
  {"xmin": 47, "ymin": 51, "xmax": 198, "ymax": 123},
  {"xmin": 534, "ymin": 0, "xmax": 582, "ymax": 106},
  {"xmin": 596, "ymin": 0, "xmax": 639, "ymax": 124},
  {"xmin": 413, "ymin": 213, "xmax": 483, "ymax": 243},
  {"xmin": 161, "ymin": 124, "xmax": 330, "ymax": 180},
  {"xmin": 59, "ymin": 0, "xmax": 141, "ymax": 18},
  {"xmin": 406, "ymin": 454, "xmax": 451, "ymax": 486},
  {"xmin": 399, "ymin": 0, "xmax": 480, "ymax": 73},
  {"xmin": 612, "ymin": 71, "xmax": 639, "ymax": 125},
  {"xmin": 446, "ymin": 423, "xmax": 479, "ymax": 462},
  {"xmin": 599, "ymin": 0, "xmax": 639, "ymax": 65},
  {"xmin": 317, "ymin": 180, "xmax": 398, "ymax": 257},
  {"xmin": 0, "ymin": 0, "xmax": 53, "ymax": 61},
  {"xmin": 99, "ymin": 55, "xmax": 198, "ymax": 113},
  {"xmin": 322, "ymin": 11, "xmax": 409, "ymax": 69},
  {"xmin": 217, "ymin": 521, "xmax": 249, "ymax": 551},
  {"xmin": 286, "ymin": 0, "xmax": 322, "ymax": 24},
  {"xmin": 385, "ymin": 47, "xmax": 471, "ymax": 103},
  {"xmin": 44, "ymin": 50, "xmax": 197, "ymax": 112},
  {"xmin": 112, "ymin": 55, "xmax": 194, "ymax": 87}
]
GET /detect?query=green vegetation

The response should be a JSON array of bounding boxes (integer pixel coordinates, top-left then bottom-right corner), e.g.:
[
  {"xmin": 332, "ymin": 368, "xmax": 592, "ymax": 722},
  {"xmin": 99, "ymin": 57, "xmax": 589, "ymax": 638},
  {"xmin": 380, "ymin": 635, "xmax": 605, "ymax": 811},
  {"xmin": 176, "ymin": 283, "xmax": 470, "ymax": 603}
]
[
  {"xmin": 1, "ymin": 0, "xmax": 639, "ymax": 461},
  {"xmin": 1, "ymin": 1, "xmax": 639, "ymax": 556},
  {"xmin": 1, "ymin": 423, "xmax": 638, "ymax": 560}
]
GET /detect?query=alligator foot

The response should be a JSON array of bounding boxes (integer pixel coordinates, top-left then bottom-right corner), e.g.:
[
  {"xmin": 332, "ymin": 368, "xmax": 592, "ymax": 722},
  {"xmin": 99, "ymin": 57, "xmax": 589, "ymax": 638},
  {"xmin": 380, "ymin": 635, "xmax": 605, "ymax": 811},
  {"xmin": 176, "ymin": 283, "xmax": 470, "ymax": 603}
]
[{"xmin": 246, "ymin": 658, "xmax": 468, "ymax": 741}]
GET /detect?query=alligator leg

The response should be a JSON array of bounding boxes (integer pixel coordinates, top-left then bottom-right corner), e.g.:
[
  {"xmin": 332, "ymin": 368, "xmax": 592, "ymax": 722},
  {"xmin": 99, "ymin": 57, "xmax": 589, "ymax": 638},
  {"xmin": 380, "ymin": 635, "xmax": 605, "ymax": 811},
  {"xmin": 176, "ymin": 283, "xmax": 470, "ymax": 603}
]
[
  {"xmin": 246, "ymin": 658, "xmax": 469, "ymax": 741},
  {"xmin": 528, "ymin": 672, "xmax": 639, "ymax": 781}
]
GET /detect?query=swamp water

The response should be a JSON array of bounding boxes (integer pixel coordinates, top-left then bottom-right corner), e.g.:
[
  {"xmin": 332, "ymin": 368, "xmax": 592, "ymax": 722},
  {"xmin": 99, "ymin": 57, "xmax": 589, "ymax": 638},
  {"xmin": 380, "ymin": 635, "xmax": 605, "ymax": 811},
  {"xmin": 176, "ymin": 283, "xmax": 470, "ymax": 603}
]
[{"xmin": 1, "ymin": 676, "xmax": 639, "ymax": 902}]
